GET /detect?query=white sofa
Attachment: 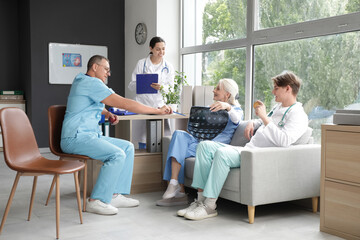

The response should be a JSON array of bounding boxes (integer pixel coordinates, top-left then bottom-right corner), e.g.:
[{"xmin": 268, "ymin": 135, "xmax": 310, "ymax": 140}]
[{"xmin": 162, "ymin": 121, "xmax": 321, "ymax": 223}]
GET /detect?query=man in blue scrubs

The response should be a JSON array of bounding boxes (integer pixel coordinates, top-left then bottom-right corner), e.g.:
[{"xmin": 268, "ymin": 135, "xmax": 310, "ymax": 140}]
[{"xmin": 61, "ymin": 55, "xmax": 171, "ymax": 215}]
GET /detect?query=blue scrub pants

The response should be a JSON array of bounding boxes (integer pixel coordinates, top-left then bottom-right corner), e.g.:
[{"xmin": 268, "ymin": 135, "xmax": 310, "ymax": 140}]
[
  {"xmin": 61, "ymin": 132, "xmax": 134, "ymax": 203},
  {"xmin": 163, "ymin": 130, "xmax": 199, "ymax": 184},
  {"xmin": 191, "ymin": 141, "xmax": 241, "ymax": 198}
]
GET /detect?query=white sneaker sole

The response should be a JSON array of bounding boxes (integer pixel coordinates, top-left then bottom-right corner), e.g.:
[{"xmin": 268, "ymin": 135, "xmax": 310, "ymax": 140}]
[
  {"xmin": 184, "ymin": 211, "xmax": 218, "ymax": 220},
  {"xmin": 86, "ymin": 208, "xmax": 118, "ymax": 215}
]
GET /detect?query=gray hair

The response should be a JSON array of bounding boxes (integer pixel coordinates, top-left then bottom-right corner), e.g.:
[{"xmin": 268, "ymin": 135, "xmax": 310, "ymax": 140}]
[
  {"xmin": 87, "ymin": 55, "xmax": 109, "ymax": 72},
  {"xmin": 219, "ymin": 78, "xmax": 240, "ymax": 107}
]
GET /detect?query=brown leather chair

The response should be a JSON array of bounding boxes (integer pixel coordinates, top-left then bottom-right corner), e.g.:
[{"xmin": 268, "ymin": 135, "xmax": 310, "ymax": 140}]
[
  {"xmin": 0, "ymin": 107, "xmax": 84, "ymax": 239},
  {"xmin": 46, "ymin": 105, "xmax": 90, "ymax": 212}
]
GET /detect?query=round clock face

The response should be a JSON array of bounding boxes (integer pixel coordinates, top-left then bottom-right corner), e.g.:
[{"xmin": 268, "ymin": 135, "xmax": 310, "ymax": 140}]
[{"xmin": 135, "ymin": 23, "xmax": 147, "ymax": 45}]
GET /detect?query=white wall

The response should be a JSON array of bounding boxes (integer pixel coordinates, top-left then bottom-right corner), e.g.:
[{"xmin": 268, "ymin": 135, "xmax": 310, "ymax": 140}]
[
  {"xmin": 157, "ymin": 0, "xmax": 180, "ymax": 73},
  {"xmin": 124, "ymin": 0, "xmax": 180, "ymax": 100}
]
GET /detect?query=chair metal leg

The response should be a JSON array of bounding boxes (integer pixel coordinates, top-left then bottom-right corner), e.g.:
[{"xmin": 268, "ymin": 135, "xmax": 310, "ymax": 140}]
[
  {"xmin": 45, "ymin": 176, "xmax": 56, "ymax": 206},
  {"xmin": 55, "ymin": 174, "xmax": 60, "ymax": 240},
  {"xmin": 83, "ymin": 161, "xmax": 87, "ymax": 212},
  {"xmin": 74, "ymin": 172, "xmax": 83, "ymax": 224},
  {"xmin": 0, "ymin": 172, "xmax": 21, "ymax": 234},
  {"xmin": 28, "ymin": 176, "xmax": 38, "ymax": 221}
]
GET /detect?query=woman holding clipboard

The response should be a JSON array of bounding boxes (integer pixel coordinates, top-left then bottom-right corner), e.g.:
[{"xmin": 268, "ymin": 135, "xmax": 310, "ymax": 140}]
[
  {"xmin": 128, "ymin": 36, "xmax": 175, "ymax": 146},
  {"xmin": 128, "ymin": 36, "xmax": 175, "ymax": 108}
]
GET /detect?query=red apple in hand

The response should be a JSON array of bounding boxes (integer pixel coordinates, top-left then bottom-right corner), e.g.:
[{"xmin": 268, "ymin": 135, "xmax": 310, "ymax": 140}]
[{"xmin": 109, "ymin": 116, "xmax": 116, "ymax": 124}]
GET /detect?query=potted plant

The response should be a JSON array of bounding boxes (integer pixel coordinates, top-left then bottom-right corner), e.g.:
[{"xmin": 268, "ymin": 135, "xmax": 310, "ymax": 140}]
[{"xmin": 160, "ymin": 71, "xmax": 188, "ymax": 111}]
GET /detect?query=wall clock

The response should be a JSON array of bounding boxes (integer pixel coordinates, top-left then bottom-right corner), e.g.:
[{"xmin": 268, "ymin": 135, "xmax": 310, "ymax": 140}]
[{"xmin": 135, "ymin": 23, "xmax": 147, "ymax": 45}]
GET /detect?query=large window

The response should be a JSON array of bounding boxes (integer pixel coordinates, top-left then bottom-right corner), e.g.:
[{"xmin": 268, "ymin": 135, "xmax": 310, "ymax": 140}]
[
  {"xmin": 259, "ymin": 0, "xmax": 360, "ymax": 29},
  {"xmin": 181, "ymin": 0, "xmax": 360, "ymax": 143},
  {"xmin": 183, "ymin": 0, "xmax": 247, "ymax": 47},
  {"xmin": 183, "ymin": 48, "xmax": 246, "ymax": 107},
  {"xmin": 254, "ymin": 32, "xmax": 360, "ymax": 142}
]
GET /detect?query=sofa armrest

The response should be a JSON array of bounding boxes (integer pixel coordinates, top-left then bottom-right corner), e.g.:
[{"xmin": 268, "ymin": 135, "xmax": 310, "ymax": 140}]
[{"xmin": 240, "ymin": 144, "xmax": 321, "ymax": 206}]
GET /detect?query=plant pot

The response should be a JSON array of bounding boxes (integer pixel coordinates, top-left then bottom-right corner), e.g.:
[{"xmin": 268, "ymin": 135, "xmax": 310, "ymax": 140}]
[{"xmin": 169, "ymin": 104, "xmax": 178, "ymax": 112}]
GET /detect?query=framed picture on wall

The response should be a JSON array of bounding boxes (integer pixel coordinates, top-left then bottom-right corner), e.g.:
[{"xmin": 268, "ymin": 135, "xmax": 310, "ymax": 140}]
[{"xmin": 49, "ymin": 43, "xmax": 107, "ymax": 84}]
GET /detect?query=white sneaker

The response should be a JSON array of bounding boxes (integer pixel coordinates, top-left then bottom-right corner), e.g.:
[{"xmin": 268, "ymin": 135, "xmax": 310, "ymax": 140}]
[
  {"xmin": 162, "ymin": 183, "xmax": 181, "ymax": 199},
  {"xmin": 111, "ymin": 194, "xmax": 140, "ymax": 208},
  {"xmin": 184, "ymin": 202, "xmax": 218, "ymax": 220},
  {"xmin": 86, "ymin": 199, "xmax": 118, "ymax": 215},
  {"xmin": 177, "ymin": 199, "xmax": 200, "ymax": 217}
]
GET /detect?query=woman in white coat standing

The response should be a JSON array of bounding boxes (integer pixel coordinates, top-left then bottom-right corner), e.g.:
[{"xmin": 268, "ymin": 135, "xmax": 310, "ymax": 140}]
[
  {"xmin": 128, "ymin": 36, "xmax": 175, "ymax": 108},
  {"xmin": 128, "ymin": 36, "xmax": 175, "ymax": 146}
]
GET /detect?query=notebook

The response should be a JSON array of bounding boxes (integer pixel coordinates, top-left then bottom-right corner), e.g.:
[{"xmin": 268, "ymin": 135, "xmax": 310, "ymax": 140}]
[{"xmin": 136, "ymin": 74, "xmax": 158, "ymax": 94}]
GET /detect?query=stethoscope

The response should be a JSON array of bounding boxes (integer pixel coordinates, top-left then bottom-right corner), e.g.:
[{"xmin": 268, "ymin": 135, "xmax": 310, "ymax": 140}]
[
  {"xmin": 267, "ymin": 103, "xmax": 296, "ymax": 127},
  {"xmin": 142, "ymin": 57, "xmax": 169, "ymax": 74}
]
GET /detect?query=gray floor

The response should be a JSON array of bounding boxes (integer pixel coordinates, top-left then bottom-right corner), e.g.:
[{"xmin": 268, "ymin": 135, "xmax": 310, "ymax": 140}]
[{"xmin": 0, "ymin": 151, "xmax": 341, "ymax": 240}]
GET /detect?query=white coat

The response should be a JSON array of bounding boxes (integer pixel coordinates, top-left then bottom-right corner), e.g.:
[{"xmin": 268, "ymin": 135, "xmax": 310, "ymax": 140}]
[
  {"xmin": 244, "ymin": 102, "xmax": 308, "ymax": 149},
  {"xmin": 128, "ymin": 55, "xmax": 175, "ymax": 108}
]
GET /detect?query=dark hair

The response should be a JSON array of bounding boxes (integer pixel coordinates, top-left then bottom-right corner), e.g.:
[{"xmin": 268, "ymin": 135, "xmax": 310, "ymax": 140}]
[
  {"xmin": 87, "ymin": 55, "xmax": 109, "ymax": 72},
  {"xmin": 149, "ymin": 36, "xmax": 165, "ymax": 54},
  {"xmin": 272, "ymin": 71, "xmax": 302, "ymax": 95}
]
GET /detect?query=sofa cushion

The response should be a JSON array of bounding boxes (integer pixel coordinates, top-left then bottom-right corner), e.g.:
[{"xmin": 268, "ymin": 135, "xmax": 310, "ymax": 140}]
[
  {"xmin": 185, "ymin": 157, "xmax": 196, "ymax": 179},
  {"xmin": 230, "ymin": 121, "xmax": 261, "ymax": 147},
  {"xmin": 230, "ymin": 121, "xmax": 250, "ymax": 147},
  {"xmin": 292, "ymin": 127, "xmax": 313, "ymax": 145}
]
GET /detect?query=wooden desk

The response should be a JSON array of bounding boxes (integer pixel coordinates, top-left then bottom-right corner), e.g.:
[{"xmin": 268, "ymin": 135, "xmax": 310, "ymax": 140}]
[
  {"xmin": 320, "ymin": 124, "xmax": 360, "ymax": 240},
  {"xmin": 114, "ymin": 113, "xmax": 188, "ymax": 143},
  {"xmin": 84, "ymin": 114, "xmax": 189, "ymax": 195},
  {"xmin": 116, "ymin": 113, "xmax": 188, "ymax": 194}
]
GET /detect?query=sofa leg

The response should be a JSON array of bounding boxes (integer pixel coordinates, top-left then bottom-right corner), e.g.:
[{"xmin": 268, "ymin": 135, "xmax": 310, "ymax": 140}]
[
  {"xmin": 247, "ymin": 205, "xmax": 255, "ymax": 224},
  {"xmin": 312, "ymin": 197, "xmax": 318, "ymax": 213}
]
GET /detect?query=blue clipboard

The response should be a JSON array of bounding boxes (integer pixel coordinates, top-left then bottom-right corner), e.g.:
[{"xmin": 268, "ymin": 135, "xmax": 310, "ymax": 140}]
[
  {"xmin": 109, "ymin": 107, "xmax": 138, "ymax": 116},
  {"xmin": 136, "ymin": 74, "xmax": 158, "ymax": 94}
]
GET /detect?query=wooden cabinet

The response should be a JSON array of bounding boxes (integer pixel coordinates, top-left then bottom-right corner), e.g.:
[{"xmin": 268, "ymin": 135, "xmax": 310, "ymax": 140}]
[{"xmin": 321, "ymin": 124, "xmax": 360, "ymax": 240}]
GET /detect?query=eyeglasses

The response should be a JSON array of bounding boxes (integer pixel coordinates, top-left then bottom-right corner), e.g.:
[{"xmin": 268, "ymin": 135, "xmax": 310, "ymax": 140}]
[{"xmin": 97, "ymin": 64, "xmax": 111, "ymax": 74}]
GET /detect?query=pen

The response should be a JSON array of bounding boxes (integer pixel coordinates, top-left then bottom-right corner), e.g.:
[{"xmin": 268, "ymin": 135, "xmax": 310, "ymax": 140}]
[{"xmin": 173, "ymin": 111, "xmax": 186, "ymax": 116}]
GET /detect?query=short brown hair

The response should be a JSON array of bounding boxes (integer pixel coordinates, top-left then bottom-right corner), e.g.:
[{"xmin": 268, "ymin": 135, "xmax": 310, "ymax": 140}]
[
  {"xmin": 272, "ymin": 71, "xmax": 301, "ymax": 95},
  {"xmin": 87, "ymin": 55, "xmax": 109, "ymax": 72}
]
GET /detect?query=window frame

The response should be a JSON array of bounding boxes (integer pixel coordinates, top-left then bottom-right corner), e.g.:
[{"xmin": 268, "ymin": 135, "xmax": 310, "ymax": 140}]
[{"xmin": 180, "ymin": 0, "xmax": 360, "ymax": 120}]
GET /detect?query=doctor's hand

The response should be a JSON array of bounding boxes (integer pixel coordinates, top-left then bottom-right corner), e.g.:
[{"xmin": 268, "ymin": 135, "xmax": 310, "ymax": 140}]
[
  {"xmin": 209, "ymin": 101, "xmax": 231, "ymax": 112},
  {"xmin": 151, "ymin": 83, "xmax": 161, "ymax": 90},
  {"xmin": 108, "ymin": 113, "xmax": 119, "ymax": 125},
  {"xmin": 244, "ymin": 121, "xmax": 255, "ymax": 140},
  {"xmin": 253, "ymin": 100, "xmax": 270, "ymax": 126},
  {"xmin": 157, "ymin": 105, "xmax": 173, "ymax": 115},
  {"xmin": 253, "ymin": 100, "xmax": 267, "ymax": 119}
]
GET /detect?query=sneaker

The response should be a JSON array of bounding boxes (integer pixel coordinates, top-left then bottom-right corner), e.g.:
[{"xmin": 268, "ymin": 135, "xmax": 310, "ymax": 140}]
[
  {"xmin": 111, "ymin": 194, "xmax": 140, "ymax": 208},
  {"xmin": 156, "ymin": 195, "xmax": 188, "ymax": 207},
  {"xmin": 177, "ymin": 199, "xmax": 200, "ymax": 217},
  {"xmin": 162, "ymin": 183, "xmax": 181, "ymax": 199},
  {"xmin": 86, "ymin": 199, "xmax": 118, "ymax": 215},
  {"xmin": 184, "ymin": 202, "xmax": 218, "ymax": 220}
]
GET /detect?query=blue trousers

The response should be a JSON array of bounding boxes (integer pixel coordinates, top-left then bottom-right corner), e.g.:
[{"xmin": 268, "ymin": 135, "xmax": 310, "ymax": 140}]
[
  {"xmin": 163, "ymin": 130, "xmax": 199, "ymax": 183},
  {"xmin": 191, "ymin": 141, "xmax": 241, "ymax": 198},
  {"xmin": 61, "ymin": 132, "xmax": 134, "ymax": 203}
]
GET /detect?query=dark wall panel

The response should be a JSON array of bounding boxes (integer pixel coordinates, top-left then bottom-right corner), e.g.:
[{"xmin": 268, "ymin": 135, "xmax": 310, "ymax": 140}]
[
  {"xmin": 27, "ymin": 0, "xmax": 125, "ymax": 147},
  {"xmin": 0, "ymin": 0, "xmax": 20, "ymax": 90}
]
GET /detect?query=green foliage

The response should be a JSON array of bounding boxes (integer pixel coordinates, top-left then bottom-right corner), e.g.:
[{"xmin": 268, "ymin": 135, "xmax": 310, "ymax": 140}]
[
  {"xmin": 160, "ymin": 71, "xmax": 188, "ymax": 104},
  {"xmin": 201, "ymin": 0, "xmax": 360, "ymax": 116},
  {"xmin": 346, "ymin": 0, "xmax": 360, "ymax": 12},
  {"xmin": 202, "ymin": 0, "xmax": 246, "ymax": 44}
]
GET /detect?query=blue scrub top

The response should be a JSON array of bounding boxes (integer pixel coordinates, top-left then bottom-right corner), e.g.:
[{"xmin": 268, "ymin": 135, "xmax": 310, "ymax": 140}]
[{"xmin": 61, "ymin": 73, "xmax": 115, "ymax": 138}]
